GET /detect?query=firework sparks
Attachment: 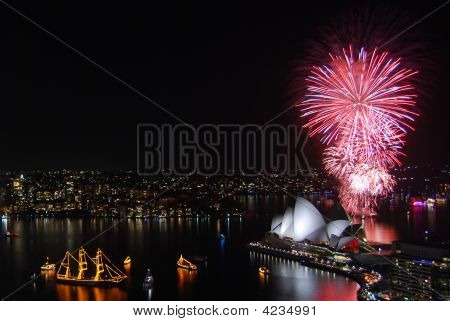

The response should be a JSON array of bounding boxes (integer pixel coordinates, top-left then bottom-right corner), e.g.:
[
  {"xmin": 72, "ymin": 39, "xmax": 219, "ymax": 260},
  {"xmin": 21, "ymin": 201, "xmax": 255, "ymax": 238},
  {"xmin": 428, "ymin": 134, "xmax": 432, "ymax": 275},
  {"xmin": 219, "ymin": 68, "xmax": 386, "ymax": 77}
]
[
  {"xmin": 300, "ymin": 46, "xmax": 418, "ymax": 215},
  {"xmin": 302, "ymin": 46, "xmax": 417, "ymax": 144}
]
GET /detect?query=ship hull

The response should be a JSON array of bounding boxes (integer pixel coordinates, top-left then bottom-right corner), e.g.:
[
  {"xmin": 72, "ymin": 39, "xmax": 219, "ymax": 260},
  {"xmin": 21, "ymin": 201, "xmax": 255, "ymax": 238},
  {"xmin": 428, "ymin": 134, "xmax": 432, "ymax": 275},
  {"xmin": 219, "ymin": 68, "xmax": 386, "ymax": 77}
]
[
  {"xmin": 177, "ymin": 263, "xmax": 197, "ymax": 271},
  {"xmin": 56, "ymin": 277, "xmax": 122, "ymax": 287}
]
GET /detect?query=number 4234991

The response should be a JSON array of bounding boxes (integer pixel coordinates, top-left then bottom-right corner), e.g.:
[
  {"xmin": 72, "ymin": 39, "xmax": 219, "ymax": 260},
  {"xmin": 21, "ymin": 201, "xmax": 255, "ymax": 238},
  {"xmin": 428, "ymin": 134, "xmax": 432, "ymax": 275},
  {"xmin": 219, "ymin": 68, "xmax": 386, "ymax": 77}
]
[{"xmin": 262, "ymin": 305, "xmax": 315, "ymax": 316}]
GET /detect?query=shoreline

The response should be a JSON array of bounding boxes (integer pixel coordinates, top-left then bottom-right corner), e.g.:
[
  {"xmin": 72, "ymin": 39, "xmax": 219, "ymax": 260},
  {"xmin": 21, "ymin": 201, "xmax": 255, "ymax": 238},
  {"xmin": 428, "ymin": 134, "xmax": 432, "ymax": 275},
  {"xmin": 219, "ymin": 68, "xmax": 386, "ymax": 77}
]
[{"xmin": 246, "ymin": 242, "xmax": 382, "ymax": 300}]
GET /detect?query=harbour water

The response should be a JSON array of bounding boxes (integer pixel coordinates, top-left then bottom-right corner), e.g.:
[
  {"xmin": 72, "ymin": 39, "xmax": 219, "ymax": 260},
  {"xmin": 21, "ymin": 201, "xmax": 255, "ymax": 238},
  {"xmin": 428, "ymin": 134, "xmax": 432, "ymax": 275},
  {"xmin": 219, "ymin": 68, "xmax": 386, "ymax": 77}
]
[{"xmin": 0, "ymin": 195, "xmax": 448, "ymax": 300}]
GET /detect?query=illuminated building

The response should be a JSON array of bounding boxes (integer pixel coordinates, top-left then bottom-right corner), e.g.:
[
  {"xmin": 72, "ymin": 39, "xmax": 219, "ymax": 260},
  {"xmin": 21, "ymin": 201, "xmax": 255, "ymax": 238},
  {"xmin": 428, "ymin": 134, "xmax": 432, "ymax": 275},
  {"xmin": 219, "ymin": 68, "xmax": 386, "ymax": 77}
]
[
  {"xmin": 391, "ymin": 241, "xmax": 450, "ymax": 300},
  {"xmin": 0, "ymin": 167, "xmax": 444, "ymax": 218},
  {"xmin": 269, "ymin": 197, "xmax": 362, "ymax": 251},
  {"xmin": 12, "ymin": 177, "xmax": 23, "ymax": 197}
]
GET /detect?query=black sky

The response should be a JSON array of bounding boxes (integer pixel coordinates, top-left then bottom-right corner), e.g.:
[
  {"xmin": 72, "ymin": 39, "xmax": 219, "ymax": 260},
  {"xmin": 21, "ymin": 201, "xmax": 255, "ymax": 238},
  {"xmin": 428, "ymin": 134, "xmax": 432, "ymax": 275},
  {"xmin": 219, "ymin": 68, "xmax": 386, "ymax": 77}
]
[{"xmin": 0, "ymin": 0, "xmax": 449, "ymax": 170}]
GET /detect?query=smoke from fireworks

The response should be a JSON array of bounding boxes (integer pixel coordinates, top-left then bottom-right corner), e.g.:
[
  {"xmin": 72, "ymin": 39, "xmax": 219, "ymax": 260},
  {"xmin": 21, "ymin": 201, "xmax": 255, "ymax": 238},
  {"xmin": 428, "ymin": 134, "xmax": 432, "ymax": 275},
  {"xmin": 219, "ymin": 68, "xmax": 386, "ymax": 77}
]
[{"xmin": 300, "ymin": 46, "xmax": 418, "ymax": 215}]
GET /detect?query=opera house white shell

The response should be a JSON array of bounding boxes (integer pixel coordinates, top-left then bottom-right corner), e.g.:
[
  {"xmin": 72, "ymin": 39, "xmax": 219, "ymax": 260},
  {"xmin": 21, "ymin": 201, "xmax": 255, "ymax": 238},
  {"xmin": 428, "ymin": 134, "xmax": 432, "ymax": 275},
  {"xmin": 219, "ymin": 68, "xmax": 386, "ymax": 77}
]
[{"xmin": 270, "ymin": 197, "xmax": 356, "ymax": 250}]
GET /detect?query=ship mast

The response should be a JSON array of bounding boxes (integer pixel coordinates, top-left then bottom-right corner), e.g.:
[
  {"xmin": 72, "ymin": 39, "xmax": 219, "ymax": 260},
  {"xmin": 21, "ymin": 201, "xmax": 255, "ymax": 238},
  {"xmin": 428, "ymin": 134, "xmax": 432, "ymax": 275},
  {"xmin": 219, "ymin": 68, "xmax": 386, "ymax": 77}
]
[
  {"xmin": 57, "ymin": 251, "xmax": 71, "ymax": 279},
  {"xmin": 77, "ymin": 248, "xmax": 88, "ymax": 280},
  {"xmin": 56, "ymin": 248, "xmax": 126, "ymax": 283},
  {"xmin": 95, "ymin": 249, "xmax": 105, "ymax": 281}
]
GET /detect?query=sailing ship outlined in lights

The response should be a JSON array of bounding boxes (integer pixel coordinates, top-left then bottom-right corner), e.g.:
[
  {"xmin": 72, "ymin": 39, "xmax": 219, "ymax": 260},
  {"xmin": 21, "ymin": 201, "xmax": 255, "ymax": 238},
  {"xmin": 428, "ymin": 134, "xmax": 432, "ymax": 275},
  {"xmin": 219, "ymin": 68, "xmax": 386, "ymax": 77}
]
[
  {"xmin": 57, "ymin": 247, "xmax": 127, "ymax": 285},
  {"xmin": 176, "ymin": 254, "xmax": 198, "ymax": 270}
]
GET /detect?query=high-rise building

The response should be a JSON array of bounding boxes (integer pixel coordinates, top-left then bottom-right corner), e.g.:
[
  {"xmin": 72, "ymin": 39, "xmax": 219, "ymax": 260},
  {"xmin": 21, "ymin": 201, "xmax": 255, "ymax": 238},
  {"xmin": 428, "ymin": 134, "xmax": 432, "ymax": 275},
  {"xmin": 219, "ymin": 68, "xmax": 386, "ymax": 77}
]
[
  {"xmin": 12, "ymin": 176, "xmax": 24, "ymax": 197},
  {"xmin": 391, "ymin": 241, "xmax": 450, "ymax": 300}
]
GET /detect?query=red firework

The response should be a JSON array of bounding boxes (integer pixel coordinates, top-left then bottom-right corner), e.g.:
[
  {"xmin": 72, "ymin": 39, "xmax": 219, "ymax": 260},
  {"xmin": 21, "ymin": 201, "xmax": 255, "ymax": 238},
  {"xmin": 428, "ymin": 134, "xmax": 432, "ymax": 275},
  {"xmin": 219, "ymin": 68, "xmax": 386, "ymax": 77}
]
[
  {"xmin": 300, "ymin": 46, "xmax": 418, "ymax": 215},
  {"xmin": 301, "ymin": 46, "xmax": 418, "ymax": 144}
]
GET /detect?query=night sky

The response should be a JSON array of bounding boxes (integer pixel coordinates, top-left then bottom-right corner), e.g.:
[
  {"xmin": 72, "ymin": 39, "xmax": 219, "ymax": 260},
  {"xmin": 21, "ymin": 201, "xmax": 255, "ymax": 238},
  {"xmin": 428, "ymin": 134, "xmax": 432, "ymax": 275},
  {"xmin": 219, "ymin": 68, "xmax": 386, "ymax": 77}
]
[{"xmin": 0, "ymin": 0, "xmax": 449, "ymax": 170}]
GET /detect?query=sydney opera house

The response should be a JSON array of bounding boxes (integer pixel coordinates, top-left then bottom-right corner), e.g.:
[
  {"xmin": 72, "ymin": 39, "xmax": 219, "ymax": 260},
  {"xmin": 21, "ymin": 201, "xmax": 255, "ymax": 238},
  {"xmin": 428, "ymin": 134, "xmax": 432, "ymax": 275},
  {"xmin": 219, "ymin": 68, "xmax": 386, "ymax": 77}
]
[{"xmin": 268, "ymin": 197, "xmax": 365, "ymax": 251}]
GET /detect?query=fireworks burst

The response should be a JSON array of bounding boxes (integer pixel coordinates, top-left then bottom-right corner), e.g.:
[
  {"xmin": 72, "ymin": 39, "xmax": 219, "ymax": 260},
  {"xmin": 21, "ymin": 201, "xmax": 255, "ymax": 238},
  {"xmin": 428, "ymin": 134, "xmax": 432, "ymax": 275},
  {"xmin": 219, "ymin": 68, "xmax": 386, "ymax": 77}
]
[
  {"xmin": 302, "ymin": 46, "xmax": 418, "ymax": 144},
  {"xmin": 300, "ymin": 46, "xmax": 418, "ymax": 215}
]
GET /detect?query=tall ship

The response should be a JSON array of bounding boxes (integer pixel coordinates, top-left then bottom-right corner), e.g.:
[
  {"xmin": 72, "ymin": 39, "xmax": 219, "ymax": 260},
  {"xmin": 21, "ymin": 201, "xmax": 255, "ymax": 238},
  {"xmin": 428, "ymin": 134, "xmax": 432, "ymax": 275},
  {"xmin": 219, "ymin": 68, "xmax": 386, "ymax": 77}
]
[{"xmin": 56, "ymin": 248, "xmax": 126, "ymax": 285}]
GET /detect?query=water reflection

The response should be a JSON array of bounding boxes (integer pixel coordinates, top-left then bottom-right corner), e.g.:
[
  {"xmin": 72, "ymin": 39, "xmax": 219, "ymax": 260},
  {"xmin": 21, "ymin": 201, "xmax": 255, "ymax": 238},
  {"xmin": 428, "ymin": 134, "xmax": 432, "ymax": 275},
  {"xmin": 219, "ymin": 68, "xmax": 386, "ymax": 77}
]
[
  {"xmin": 55, "ymin": 284, "xmax": 128, "ymax": 301},
  {"xmin": 258, "ymin": 272, "xmax": 270, "ymax": 287},
  {"xmin": 2, "ymin": 195, "xmax": 446, "ymax": 300},
  {"xmin": 41, "ymin": 270, "xmax": 56, "ymax": 282},
  {"xmin": 310, "ymin": 195, "xmax": 449, "ymax": 243},
  {"xmin": 359, "ymin": 217, "xmax": 399, "ymax": 243},
  {"xmin": 1, "ymin": 215, "xmax": 359, "ymax": 300},
  {"xmin": 123, "ymin": 263, "xmax": 131, "ymax": 275},
  {"xmin": 177, "ymin": 268, "xmax": 198, "ymax": 299},
  {"xmin": 144, "ymin": 287, "xmax": 153, "ymax": 301},
  {"xmin": 250, "ymin": 252, "xmax": 359, "ymax": 300}
]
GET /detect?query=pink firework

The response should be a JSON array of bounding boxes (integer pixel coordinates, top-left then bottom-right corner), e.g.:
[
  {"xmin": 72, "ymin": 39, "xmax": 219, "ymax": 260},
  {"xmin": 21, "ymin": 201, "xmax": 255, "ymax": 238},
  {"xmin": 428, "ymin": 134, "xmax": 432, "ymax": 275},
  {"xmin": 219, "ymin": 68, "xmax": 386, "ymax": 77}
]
[
  {"xmin": 323, "ymin": 145, "xmax": 355, "ymax": 178},
  {"xmin": 300, "ymin": 46, "xmax": 418, "ymax": 215},
  {"xmin": 339, "ymin": 164, "xmax": 396, "ymax": 215},
  {"xmin": 347, "ymin": 164, "xmax": 396, "ymax": 196},
  {"xmin": 324, "ymin": 116, "xmax": 406, "ymax": 174},
  {"xmin": 301, "ymin": 46, "xmax": 418, "ymax": 145}
]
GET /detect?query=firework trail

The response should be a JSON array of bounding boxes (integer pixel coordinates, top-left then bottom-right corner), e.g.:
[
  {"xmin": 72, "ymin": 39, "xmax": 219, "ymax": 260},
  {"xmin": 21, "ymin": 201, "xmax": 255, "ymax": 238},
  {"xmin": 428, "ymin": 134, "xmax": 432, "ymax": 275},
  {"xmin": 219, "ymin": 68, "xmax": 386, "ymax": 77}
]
[{"xmin": 300, "ymin": 46, "xmax": 418, "ymax": 215}]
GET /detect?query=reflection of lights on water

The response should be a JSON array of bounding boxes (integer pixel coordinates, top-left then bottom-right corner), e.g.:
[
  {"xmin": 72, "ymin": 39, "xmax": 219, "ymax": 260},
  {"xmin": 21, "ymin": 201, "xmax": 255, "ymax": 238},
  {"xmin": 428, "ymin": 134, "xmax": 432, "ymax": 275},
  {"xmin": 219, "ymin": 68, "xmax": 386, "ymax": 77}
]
[
  {"xmin": 250, "ymin": 251, "xmax": 358, "ymax": 300},
  {"xmin": 41, "ymin": 270, "xmax": 56, "ymax": 282},
  {"xmin": 177, "ymin": 268, "xmax": 197, "ymax": 286},
  {"xmin": 177, "ymin": 268, "xmax": 198, "ymax": 299},
  {"xmin": 55, "ymin": 284, "xmax": 128, "ymax": 301},
  {"xmin": 258, "ymin": 273, "xmax": 269, "ymax": 286},
  {"xmin": 360, "ymin": 217, "xmax": 399, "ymax": 243},
  {"xmin": 145, "ymin": 288, "xmax": 153, "ymax": 301},
  {"xmin": 1, "ymin": 218, "xmax": 7, "ymax": 232},
  {"xmin": 123, "ymin": 263, "xmax": 131, "ymax": 275}
]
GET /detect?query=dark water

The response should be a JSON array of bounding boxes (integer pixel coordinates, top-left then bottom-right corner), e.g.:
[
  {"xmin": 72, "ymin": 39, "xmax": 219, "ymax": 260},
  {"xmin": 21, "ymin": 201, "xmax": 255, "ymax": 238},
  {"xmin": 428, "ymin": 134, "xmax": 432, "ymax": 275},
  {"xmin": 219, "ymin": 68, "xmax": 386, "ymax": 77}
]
[
  {"xmin": 358, "ymin": 202, "xmax": 450, "ymax": 243},
  {"xmin": 1, "ymin": 196, "xmax": 448, "ymax": 301}
]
